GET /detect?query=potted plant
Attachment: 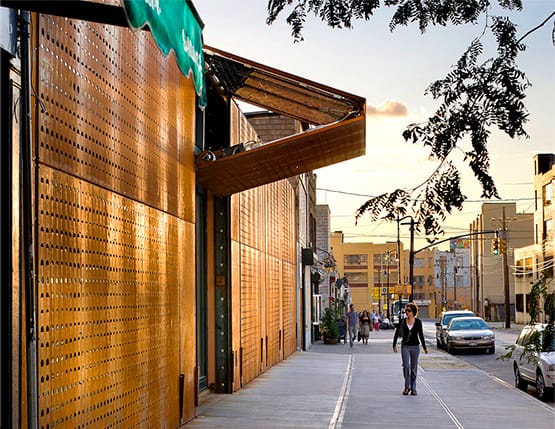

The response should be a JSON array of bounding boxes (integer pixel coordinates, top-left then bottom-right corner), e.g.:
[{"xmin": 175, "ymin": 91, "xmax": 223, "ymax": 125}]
[{"xmin": 320, "ymin": 305, "xmax": 340, "ymax": 344}]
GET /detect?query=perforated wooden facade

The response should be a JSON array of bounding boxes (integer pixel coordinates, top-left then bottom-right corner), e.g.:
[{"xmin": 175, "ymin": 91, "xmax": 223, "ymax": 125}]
[
  {"xmin": 226, "ymin": 105, "xmax": 297, "ymax": 390},
  {"xmin": 4, "ymin": 2, "xmax": 367, "ymax": 426},
  {"xmin": 31, "ymin": 13, "xmax": 197, "ymax": 427}
]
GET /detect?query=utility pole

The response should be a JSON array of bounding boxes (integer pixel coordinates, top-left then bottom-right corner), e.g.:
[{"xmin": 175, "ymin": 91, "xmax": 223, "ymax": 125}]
[
  {"xmin": 502, "ymin": 209, "xmax": 511, "ymax": 328},
  {"xmin": 396, "ymin": 214, "xmax": 401, "ymax": 285},
  {"xmin": 453, "ymin": 267, "xmax": 457, "ymax": 308},
  {"xmin": 439, "ymin": 255, "xmax": 447, "ymax": 311},
  {"xmin": 409, "ymin": 219, "xmax": 415, "ymax": 301},
  {"xmin": 491, "ymin": 207, "xmax": 514, "ymax": 329}
]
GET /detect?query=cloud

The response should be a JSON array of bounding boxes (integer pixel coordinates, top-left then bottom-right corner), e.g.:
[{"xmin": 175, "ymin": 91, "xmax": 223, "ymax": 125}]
[{"xmin": 367, "ymin": 100, "xmax": 409, "ymax": 117}]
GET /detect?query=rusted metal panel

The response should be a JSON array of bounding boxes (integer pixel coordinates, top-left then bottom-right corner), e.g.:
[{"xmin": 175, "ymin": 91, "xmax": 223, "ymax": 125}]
[
  {"xmin": 36, "ymin": 165, "xmax": 185, "ymax": 427},
  {"xmin": 32, "ymin": 13, "xmax": 196, "ymax": 428},
  {"xmin": 36, "ymin": 13, "xmax": 193, "ymax": 219},
  {"xmin": 231, "ymin": 179, "xmax": 297, "ymax": 387},
  {"xmin": 224, "ymin": 109, "xmax": 298, "ymax": 389},
  {"xmin": 196, "ymin": 115, "xmax": 366, "ymax": 196},
  {"xmin": 278, "ymin": 182, "xmax": 297, "ymax": 359}
]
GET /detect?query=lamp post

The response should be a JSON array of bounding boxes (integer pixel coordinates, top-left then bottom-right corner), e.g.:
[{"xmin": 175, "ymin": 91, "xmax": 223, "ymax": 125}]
[
  {"xmin": 385, "ymin": 249, "xmax": 390, "ymax": 319},
  {"xmin": 377, "ymin": 265, "xmax": 382, "ymax": 316},
  {"xmin": 397, "ymin": 215, "xmax": 415, "ymax": 302}
]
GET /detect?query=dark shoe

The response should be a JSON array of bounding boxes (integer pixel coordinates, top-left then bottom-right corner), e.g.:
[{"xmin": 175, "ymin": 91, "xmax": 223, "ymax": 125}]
[
  {"xmin": 411, "ymin": 390, "xmax": 417, "ymax": 396},
  {"xmin": 402, "ymin": 388, "xmax": 410, "ymax": 395}
]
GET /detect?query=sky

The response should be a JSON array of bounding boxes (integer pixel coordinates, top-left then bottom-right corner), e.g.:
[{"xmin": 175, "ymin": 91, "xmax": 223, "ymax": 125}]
[{"xmin": 195, "ymin": 1, "xmax": 555, "ymax": 249}]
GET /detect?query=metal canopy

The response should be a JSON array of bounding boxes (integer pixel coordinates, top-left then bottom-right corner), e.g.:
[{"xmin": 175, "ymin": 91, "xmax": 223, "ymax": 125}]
[
  {"xmin": 204, "ymin": 46, "xmax": 365, "ymax": 126},
  {"xmin": 197, "ymin": 115, "xmax": 365, "ymax": 196},
  {"xmin": 199, "ymin": 46, "xmax": 367, "ymax": 196}
]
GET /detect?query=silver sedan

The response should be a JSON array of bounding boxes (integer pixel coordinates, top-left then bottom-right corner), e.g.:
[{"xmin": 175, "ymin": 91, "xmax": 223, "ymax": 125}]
[{"xmin": 444, "ymin": 316, "xmax": 495, "ymax": 354}]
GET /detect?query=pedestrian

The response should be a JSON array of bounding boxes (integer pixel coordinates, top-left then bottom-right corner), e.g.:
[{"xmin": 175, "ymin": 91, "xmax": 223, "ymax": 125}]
[
  {"xmin": 392, "ymin": 302, "xmax": 428, "ymax": 396},
  {"xmin": 359, "ymin": 309, "xmax": 372, "ymax": 344},
  {"xmin": 345, "ymin": 304, "xmax": 359, "ymax": 348},
  {"xmin": 373, "ymin": 311, "xmax": 380, "ymax": 331}
]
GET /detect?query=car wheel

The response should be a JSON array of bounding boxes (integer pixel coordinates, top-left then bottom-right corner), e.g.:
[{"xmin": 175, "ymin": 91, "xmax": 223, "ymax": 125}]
[
  {"xmin": 536, "ymin": 371, "xmax": 554, "ymax": 401},
  {"xmin": 514, "ymin": 366, "xmax": 526, "ymax": 390},
  {"xmin": 536, "ymin": 371, "xmax": 547, "ymax": 400}
]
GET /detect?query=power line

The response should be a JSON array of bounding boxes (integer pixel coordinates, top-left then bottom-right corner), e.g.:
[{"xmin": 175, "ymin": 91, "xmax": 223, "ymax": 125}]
[{"xmin": 317, "ymin": 187, "xmax": 534, "ymax": 203}]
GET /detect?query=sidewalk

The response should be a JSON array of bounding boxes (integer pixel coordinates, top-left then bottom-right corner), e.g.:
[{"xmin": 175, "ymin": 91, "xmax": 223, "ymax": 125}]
[{"xmin": 184, "ymin": 328, "xmax": 554, "ymax": 429}]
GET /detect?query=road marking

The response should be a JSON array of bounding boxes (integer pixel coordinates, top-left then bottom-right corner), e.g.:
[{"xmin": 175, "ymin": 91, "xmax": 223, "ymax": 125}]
[
  {"xmin": 420, "ymin": 376, "xmax": 465, "ymax": 429},
  {"xmin": 489, "ymin": 375, "xmax": 555, "ymax": 413},
  {"xmin": 329, "ymin": 354, "xmax": 353, "ymax": 429}
]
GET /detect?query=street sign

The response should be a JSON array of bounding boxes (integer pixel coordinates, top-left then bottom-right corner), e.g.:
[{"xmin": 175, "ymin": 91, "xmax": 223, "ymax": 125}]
[{"xmin": 382, "ymin": 287, "xmax": 387, "ymax": 294}]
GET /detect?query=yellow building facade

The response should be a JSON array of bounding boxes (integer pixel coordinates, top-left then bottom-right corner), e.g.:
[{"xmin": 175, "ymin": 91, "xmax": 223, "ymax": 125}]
[
  {"xmin": 331, "ymin": 232, "xmax": 441, "ymax": 319},
  {"xmin": 331, "ymin": 232, "xmax": 403, "ymax": 317}
]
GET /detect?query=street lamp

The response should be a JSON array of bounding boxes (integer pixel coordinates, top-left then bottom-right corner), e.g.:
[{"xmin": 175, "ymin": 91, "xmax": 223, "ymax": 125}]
[
  {"xmin": 377, "ymin": 265, "xmax": 382, "ymax": 316},
  {"xmin": 385, "ymin": 250, "xmax": 390, "ymax": 319},
  {"xmin": 397, "ymin": 214, "xmax": 415, "ymax": 302},
  {"xmin": 384, "ymin": 249, "xmax": 401, "ymax": 319}
]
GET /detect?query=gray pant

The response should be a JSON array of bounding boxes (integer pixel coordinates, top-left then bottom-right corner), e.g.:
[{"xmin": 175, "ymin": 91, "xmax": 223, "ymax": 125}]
[
  {"xmin": 401, "ymin": 345, "xmax": 420, "ymax": 390},
  {"xmin": 348, "ymin": 326, "xmax": 358, "ymax": 346}
]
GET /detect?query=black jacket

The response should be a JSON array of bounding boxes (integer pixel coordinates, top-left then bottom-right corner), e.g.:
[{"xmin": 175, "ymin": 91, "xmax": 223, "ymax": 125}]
[{"xmin": 392, "ymin": 318, "xmax": 427, "ymax": 350}]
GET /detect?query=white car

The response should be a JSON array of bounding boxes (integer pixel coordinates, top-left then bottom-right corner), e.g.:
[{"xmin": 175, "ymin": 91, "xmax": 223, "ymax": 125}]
[
  {"xmin": 435, "ymin": 310, "xmax": 475, "ymax": 349},
  {"xmin": 513, "ymin": 324, "xmax": 555, "ymax": 401},
  {"xmin": 444, "ymin": 316, "xmax": 495, "ymax": 354}
]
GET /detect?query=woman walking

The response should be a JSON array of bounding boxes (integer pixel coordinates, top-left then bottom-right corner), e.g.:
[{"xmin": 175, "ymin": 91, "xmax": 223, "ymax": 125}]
[
  {"xmin": 392, "ymin": 302, "xmax": 428, "ymax": 395},
  {"xmin": 359, "ymin": 309, "xmax": 372, "ymax": 344}
]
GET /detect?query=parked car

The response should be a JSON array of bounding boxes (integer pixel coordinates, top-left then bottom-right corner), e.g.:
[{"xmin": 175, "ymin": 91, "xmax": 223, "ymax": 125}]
[
  {"xmin": 379, "ymin": 317, "xmax": 395, "ymax": 330},
  {"xmin": 513, "ymin": 324, "xmax": 555, "ymax": 401},
  {"xmin": 444, "ymin": 316, "xmax": 495, "ymax": 354},
  {"xmin": 435, "ymin": 310, "xmax": 474, "ymax": 349}
]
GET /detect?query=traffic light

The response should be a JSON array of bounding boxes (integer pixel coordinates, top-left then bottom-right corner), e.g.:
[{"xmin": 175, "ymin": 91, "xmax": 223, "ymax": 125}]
[
  {"xmin": 492, "ymin": 238, "xmax": 500, "ymax": 255},
  {"xmin": 499, "ymin": 239, "xmax": 507, "ymax": 254}
]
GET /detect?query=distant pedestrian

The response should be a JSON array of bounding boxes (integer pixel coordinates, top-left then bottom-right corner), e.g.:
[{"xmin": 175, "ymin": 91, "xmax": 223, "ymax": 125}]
[
  {"xmin": 346, "ymin": 304, "xmax": 359, "ymax": 348},
  {"xmin": 372, "ymin": 311, "xmax": 380, "ymax": 331},
  {"xmin": 359, "ymin": 309, "xmax": 372, "ymax": 344},
  {"xmin": 392, "ymin": 302, "xmax": 428, "ymax": 396}
]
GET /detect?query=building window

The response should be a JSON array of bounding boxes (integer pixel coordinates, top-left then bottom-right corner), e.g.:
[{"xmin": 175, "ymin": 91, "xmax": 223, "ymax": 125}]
[
  {"xmin": 516, "ymin": 294, "xmax": 524, "ymax": 313},
  {"xmin": 414, "ymin": 258, "xmax": 425, "ymax": 268},
  {"xmin": 515, "ymin": 257, "xmax": 533, "ymax": 278},
  {"xmin": 544, "ymin": 219, "xmax": 553, "ymax": 242},
  {"xmin": 344, "ymin": 254, "xmax": 368, "ymax": 269},
  {"xmin": 543, "ymin": 182, "xmax": 552, "ymax": 206},
  {"xmin": 345, "ymin": 271, "xmax": 368, "ymax": 287}
]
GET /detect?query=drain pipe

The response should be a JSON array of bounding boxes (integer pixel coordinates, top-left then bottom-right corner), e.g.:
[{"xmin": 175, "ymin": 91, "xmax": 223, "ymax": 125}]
[{"xmin": 19, "ymin": 9, "xmax": 38, "ymax": 428}]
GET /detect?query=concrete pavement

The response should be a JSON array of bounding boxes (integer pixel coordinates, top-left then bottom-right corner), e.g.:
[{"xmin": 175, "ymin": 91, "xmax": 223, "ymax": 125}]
[{"xmin": 184, "ymin": 327, "xmax": 554, "ymax": 429}]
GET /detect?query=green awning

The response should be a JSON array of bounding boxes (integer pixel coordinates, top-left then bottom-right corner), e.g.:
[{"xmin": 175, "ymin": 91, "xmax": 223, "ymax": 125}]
[{"xmin": 122, "ymin": 0, "xmax": 206, "ymax": 108}]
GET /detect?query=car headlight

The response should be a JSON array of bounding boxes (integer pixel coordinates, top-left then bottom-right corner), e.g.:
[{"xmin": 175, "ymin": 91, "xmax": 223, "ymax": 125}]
[
  {"xmin": 481, "ymin": 335, "xmax": 494, "ymax": 340},
  {"xmin": 448, "ymin": 335, "xmax": 460, "ymax": 340}
]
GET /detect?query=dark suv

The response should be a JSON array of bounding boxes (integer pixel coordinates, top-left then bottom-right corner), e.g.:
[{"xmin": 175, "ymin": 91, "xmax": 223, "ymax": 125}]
[{"xmin": 435, "ymin": 310, "xmax": 474, "ymax": 349}]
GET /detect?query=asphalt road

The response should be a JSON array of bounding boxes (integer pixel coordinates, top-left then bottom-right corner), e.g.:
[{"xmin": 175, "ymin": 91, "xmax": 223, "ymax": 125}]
[{"xmin": 421, "ymin": 320, "xmax": 555, "ymax": 408}]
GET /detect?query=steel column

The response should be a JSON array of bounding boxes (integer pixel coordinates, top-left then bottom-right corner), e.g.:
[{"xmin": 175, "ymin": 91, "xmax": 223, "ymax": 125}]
[{"xmin": 214, "ymin": 196, "xmax": 232, "ymax": 392}]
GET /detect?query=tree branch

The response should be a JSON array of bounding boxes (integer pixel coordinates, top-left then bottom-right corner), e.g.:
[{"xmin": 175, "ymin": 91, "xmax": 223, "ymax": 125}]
[{"xmin": 517, "ymin": 11, "xmax": 555, "ymax": 44}]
